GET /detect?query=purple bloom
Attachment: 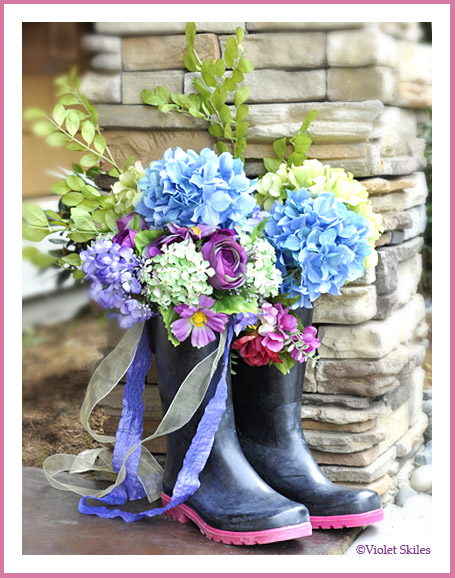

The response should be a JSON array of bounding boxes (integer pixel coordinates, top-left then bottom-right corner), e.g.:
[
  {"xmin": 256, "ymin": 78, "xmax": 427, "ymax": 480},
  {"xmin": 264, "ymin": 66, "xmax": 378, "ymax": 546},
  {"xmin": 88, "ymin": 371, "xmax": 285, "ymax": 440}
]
[
  {"xmin": 201, "ymin": 229, "xmax": 247, "ymax": 291},
  {"xmin": 257, "ymin": 302, "xmax": 299, "ymax": 353},
  {"xmin": 144, "ymin": 224, "xmax": 216, "ymax": 259},
  {"xmin": 113, "ymin": 213, "xmax": 147, "ymax": 249},
  {"xmin": 112, "ymin": 228, "xmax": 138, "ymax": 249},
  {"xmin": 289, "ymin": 325, "xmax": 320, "ymax": 363},
  {"xmin": 232, "ymin": 312, "xmax": 258, "ymax": 336},
  {"xmin": 171, "ymin": 295, "xmax": 228, "ymax": 348}
]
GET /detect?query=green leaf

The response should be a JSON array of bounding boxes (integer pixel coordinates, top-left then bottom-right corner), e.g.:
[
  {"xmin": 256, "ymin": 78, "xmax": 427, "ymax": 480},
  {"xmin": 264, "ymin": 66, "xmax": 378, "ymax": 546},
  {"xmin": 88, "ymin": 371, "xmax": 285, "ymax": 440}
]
[
  {"xmin": 273, "ymin": 137, "xmax": 287, "ymax": 160},
  {"xmin": 208, "ymin": 123, "xmax": 223, "ymax": 138},
  {"xmin": 59, "ymin": 94, "xmax": 79, "ymax": 106},
  {"xmin": 188, "ymin": 107, "xmax": 204, "ymax": 118},
  {"xmin": 158, "ymin": 104, "xmax": 179, "ymax": 113},
  {"xmin": 141, "ymin": 89, "xmax": 163, "ymax": 106},
  {"xmin": 51, "ymin": 180, "xmax": 70, "ymax": 196},
  {"xmin": 237, "ymin": 57, "xmax": 254, "ymax": 74},
  {"xmin": 65, "ymin": 142, "xmax": 85, "ymax": 151},
  {"xmin": 155, "ymin": 86, "xmax": 170, "ymax": 103},
  {"xmin": 65, "ymin": 175, "xmax": 85, "ymax": 191},
  {"xmin": 201, "ymin": 66, "xmax": 217, "ymax": 88},
  {"xmin": 183, "ymin": 51, "xmax": 199, "ymax": 72},
  {"xmin": 225, "ymin": 37, "xmax": 239, "ymax": 68},
  {"xmin": 52, "ymin": 103, "xmax": 66, "ymax": 126},
  {"xmin": 72, "ymin": 163, "xmax": 83, "ymax": 174},
  {"xmin": 23, "ymin": 202, "xmax": 48, "ymax": 227},
  {"xmin": 214, "ymin": 58, "xmax": 226, "ymax": 77},
  {"xmin": 134, "ymin": 229, "xmax": 166, "ymax": 255},
  {"xmin": 171, "ymin": 92, "xmax": 192, "ymax": 109},
  {"xmin": 216, "ymin": 141, "xmax": 230, "ymax": 154},
  {"xmin": 68, "ymin": 231, "xmax": 96, "ymax": 243},
  {"xmin": 270, "ymin": 293, "xmax": 301, "ymax": 309},
  {"xmin": 22, "ymin": 247, "xmax": 56, "ymax": 268},
  {"xmin": 235, "ymin": 121, "xmax": 248, "ymax": 138},
  {"xmin": 105, "ymin": 209, "xmax": 119, "ymax": 231},
  {"xmin": 264, "ymin": 157, "xmax": 283, "ymax": 173},
  {"xmin": 160, "ymin": 306, "xmax": 180, "ymax": 347},
  {"xmin": 250, "ymin": 217, "xmax": 270, "ymax": 241},
  {"xmin": 93, "ymin": 134, "xmax": 106, "ymax": 154},
  {"xmin": 223, "ymin": 78, "xmax": 237, "ymax": 92},
  {"xmin": 231, "ymin": 69, "xmax": 244, "ymax": 83},
  {"xmin": 212, "ymin": 87, "xmax": 227, "ymax": 110},
  {"xmin": 108, "ymin": 168, "xmax": 120, "ymax": 178},
  {"xmin": 65, "ymin": 109, "xmax": 80, "ymax": 136},
  {"xmin": 223, "ymin": 122, "xmax": 234, "ymax": 140},
  {"xmin": 287, "ymin": 151, "xmax": 306, "ymax": 167},
  {"xmin": 192, "ymin": 77, "xmax": 211, "ymax": 99},
  {"xmin": 90, "ymin": 106, "xmax": 99, "ymax": 126},
  {"xmin": 123, "ymin": 155, "xmax": 136, "ymax": 171},
  {"xmin": 185, "ymin": 22, "xmax": 196, "ymax": 49},
  {"xmin": 81, "ymin": 120, "xmax": 95, "ymax": 145},
  {"xmin": 80, "ymin": 153, "xmax": 100, "ymax": 168},
  {"xmin": 62, "ymin": 253, "xmax": 82, "ymax": 266},
  {"xmin": 219, "ymin": 105, "xmax": 233, "ymax": 124},
  {"xmin": 46, "ymin": 132, "xmax": 70, "ymax": 147},
  {"xmin": 70, "ymin": 207, "xmax": 98, "ymax": 232},
  {"xmin": 272, "ymin": 352, "xmax": 296, "ymax": 376},
  {"xmin": 22, "ymin": 223, "xmax": 50, "ymax": 242},
  {"xmin": 211, "ymin": 294, "xmax": 257, "ymax": 315},
  {"xmin": 46, "ymin": 209, "xmax": 65, "ymax": 222},
  {"xmin": 78, "ymin": 199, "xmax": 101, "ymax": 211},
  {"xmin": 234, "ymin": 137, "xmax": 246, "ymax": 158},
  {"xmin": 100, "ymin": 195, "xmax": 115, "ymax": 208},
  {"xmin": 292, "ymin": 133, "xmax": 312, "ymax": 153},
  {"xmin": 300, "ymin": 109, "xmax": 319, "ymax": 132},
  {"xmin": 32, "ymin": 121, "xmax": 56, "ymax": 137},
  {"xmin": 81, "ymin": 185, "xmax": 101, "ymax": 199},
  {"xmin": 234, "ymin": 86, "xmax": 249, "ymax": 107},
  {"xmin": 235, "ymin": 26, "xmax": 245, "ymax": 44},
  {"xmin": 236, "ymin": 104, "xmax": 249, "ymax": 122},
  {"xmin": 72, "ymin": 269, "xmax": 86, "ymax": 280},
  {"xmin": 61, "ymin": 192, "xmax": 84, "ymax": 206},
  {"xmin": 23, "ymin": 108, "xmax": 46, "ymax": 120}
]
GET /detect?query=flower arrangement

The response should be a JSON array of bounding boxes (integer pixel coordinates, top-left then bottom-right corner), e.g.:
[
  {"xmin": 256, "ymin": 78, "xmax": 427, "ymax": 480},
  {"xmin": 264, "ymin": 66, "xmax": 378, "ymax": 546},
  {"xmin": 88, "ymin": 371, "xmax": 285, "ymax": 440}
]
[{"xmin": 23, "ymin": 24, "xmax": 383, "ymax": 375}]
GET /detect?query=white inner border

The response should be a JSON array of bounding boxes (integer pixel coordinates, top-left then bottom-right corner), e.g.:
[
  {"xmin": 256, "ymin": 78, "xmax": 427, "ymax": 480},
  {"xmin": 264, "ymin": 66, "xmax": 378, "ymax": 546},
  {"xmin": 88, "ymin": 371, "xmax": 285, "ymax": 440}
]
[{"xmin": 6, "ymin": 3, "xmax": 450, "ymax": 574}]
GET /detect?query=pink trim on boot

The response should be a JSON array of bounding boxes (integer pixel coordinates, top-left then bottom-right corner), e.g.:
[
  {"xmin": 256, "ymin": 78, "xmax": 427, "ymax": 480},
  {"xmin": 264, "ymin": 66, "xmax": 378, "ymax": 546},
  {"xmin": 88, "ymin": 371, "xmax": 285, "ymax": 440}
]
[
  {"xmin": 161, "ymin": 493, "xmax": 312, "ymax": 546},
  {"xmin": 310, "ymin": 508, "xmax": 384, "ymax": 529}
]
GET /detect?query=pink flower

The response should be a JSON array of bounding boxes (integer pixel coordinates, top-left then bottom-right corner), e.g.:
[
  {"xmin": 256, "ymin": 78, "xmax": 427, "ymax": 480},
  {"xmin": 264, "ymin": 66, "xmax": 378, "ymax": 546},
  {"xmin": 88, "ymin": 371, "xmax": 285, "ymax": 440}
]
[
  {"xmin": 171, "ymin": 295, "xmax": 228, "ymax": 348},
  {"xmin": 289, "ymin": 325, "xmax": 320, "ymax": 363},
  {"xmin": 256, "ymin": 302, "xmax": 298, "ymax": 354}
]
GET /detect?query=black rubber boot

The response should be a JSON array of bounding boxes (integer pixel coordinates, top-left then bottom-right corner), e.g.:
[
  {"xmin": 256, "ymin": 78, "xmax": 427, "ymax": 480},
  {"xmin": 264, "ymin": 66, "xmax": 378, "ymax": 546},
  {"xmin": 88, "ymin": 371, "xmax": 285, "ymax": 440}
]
[
  {"xmin": 231, "ymin": 308, "xmax": 384, "ymax": 530},
  {"xmin": 148, "ymin": 318, "xmax": 312, "ymax": 545}
]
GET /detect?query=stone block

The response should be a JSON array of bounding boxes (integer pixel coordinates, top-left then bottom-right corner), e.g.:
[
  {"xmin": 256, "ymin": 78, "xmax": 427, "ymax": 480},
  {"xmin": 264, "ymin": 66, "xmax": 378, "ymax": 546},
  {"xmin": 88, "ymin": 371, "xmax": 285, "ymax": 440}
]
[
  {"xmin": 122, "ymin": 71, "xmax": 185, "ymax": 104},
  {"xmin": 301, "ymin": 401, "xmax": 385, "ymax": 424},
  {"xmin": 395, "ymin": 412, "xmax": 428, "ymax": 458},
  {"xmin": 374, "ymin": 291, "xmax": 399, "ymax": 320},
  {"xmin": 369, "ymin": 173, "xmax": 428, "ymax": 212},
  {"xmin": 184, "ymin": 69, "xmax": 327, "ymax": 103},
  {"xmin": 337, "ymin": 474, "xmax": 391, "ymax": 496},
  {"xmin": 321, "ymin": 445, "xmax": 397, "ymax": 483},
  {"xmin": 374, "ymin": 402, "xmax": 410, "ymax": 457},
  {"xmin": 347, "ymin": 265, "xmax": 376, "ymax": 286},
  {"xmin": 380, "ymin": 156, "xmax": 426, "ymax": 176},
  {"xmin": 375, "ymin": 232, "xmax": 392, "ymax": 248},
  {"xmin": 247, "ymin": 22, "xmax": 368, "ymax": 31},
  {"xmin": 97, "ymin": 105, "xmax": 208, "ymax": 130},
  {"xmin": 360, "ymin": 175, "xmax": 416, "ymax": 194},
  {"xmin": 80, "ymin": 72, "xmax": 121, "ymax": 104},
  {"xmin": 302, "ymin": 393, "xmax": 370, "ymax": 409},
  {"xmin": 312, "ymin": 445, "xmax": 381, "ymax": 467},
  {"xmin": 123, "ymin": 34, "xmax": 219, "ymax": 71},
  {"xmin": 315, "ymin": 342, "xmax": 426, "ymax": 396},
  {"xmin": 303, "ymin": 363, "xmax": 317, "ymax": 393},
  {"xmin": 301, "ymin": 419, "xmax": 377, "ymax": 433},
  {"xmin": 81, "ymin": 34, "xmax": 121, "ymax": 53},
  {"xmin": 313, "ymin": 285, "xmax": 377, "ymax": 325},
  {"xmin": 104, "ymin": 129, "xmax": 214, "ymax": 166},
  {"xmin": 317, "ymin": 294, "xmax": 426, "ymax": 359},
  {"xmin": 327, "ymin": 28, "xmax": 397, "ymax": 68},
  {"xmin": 376, "ymin": 237, "xmax": 424, "ymax": 294},
  {"xmin": 396, "ymin": 254, "xmax": 422, "ymax": 307},
  {"xmin": 375, "ymin": 106, "xmax": 419, "ymax": 157},
  {"xmin": 397, "ymin": 41, "xmax": 432, "ymax": 84},
  {"xmin": 245, "ymin": 100, "xmax": 383, "ymax": 143},
  {"xmin": 220, "ymin": 32, "xmax": 326, "ymax": 69},
  {"xmin": 402, "ymin": 205, "xmax": 427, "ymax": 240},
  {"xmin": 95, "ymin": 22, "xmax": 244, "ymax": 35},
  {"xmin": 381, "ymin": 211, "xmax": 413, "ymax": 232},
  {"xmin": 406, "ymin": 366, "xmax": 425, "ymax": 426},
  {"xmin": 389, "ymin": 231, "xmax": 406, "ymax": 245},
  {"xmin": 328, "ymin": 67, "xmax": 397, "ymax": 104},
  {"xmin": 305, "ymin": 428, "xmax": 385, "ymax": 453},
  {"xmin": 91, "ymin": 52, "xmax": 122, "ymax": 71},
  {"xmin": 380, "ymin": 22, "xmax": 423, "ymax": 42},
  {"xmin": 396, "ymin": 82, "xmax": 432, "ymax": 108}
]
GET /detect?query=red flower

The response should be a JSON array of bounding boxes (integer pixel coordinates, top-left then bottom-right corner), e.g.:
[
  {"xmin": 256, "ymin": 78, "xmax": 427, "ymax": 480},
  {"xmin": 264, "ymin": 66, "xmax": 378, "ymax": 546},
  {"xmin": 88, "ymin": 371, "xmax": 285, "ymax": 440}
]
[{"xmin": 232, "ymin": 332, "xmax": 282, "ymax": 367}]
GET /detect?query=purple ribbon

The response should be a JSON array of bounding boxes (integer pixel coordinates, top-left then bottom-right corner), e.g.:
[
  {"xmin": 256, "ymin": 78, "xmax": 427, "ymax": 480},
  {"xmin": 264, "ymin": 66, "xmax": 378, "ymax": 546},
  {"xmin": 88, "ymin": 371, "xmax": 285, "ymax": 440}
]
[{"xmin": 79, "ymin": 323, "xmax": 234, "ymax": 522}]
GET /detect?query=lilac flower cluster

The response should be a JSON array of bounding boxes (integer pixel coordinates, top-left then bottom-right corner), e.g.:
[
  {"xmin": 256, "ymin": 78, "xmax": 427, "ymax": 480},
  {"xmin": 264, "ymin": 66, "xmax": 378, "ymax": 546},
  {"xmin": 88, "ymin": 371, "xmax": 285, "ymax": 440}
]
[
  {"xmin": 80, "ymin": 238, "xmax": 153, "ymax": 328},
  {"xmin": 135, "ymin": 147, "xmax": 257, "ymax": 229},
  {"xmin": 264, "ymin": 189, "xmax": 373, "ymax": 308}
]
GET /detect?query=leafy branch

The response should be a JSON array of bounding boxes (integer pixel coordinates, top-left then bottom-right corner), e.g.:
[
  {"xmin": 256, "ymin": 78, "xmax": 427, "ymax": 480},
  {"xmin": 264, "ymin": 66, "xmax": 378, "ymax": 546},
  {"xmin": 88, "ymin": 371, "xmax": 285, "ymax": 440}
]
[
  {"xmin": 263, "ymin": 110, "xmax": 319, "ymax": 173},
  {"xmin": 141, "ymin": 23, "xmax": 253, "ymax": 160}
]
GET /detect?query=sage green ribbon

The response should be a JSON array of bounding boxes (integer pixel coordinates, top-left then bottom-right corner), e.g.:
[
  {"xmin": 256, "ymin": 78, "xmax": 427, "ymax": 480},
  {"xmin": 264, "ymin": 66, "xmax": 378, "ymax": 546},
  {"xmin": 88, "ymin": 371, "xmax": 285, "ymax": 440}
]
[{"xmin": 42, "ymin": 322, "xmax": 227, "ymax": 503}]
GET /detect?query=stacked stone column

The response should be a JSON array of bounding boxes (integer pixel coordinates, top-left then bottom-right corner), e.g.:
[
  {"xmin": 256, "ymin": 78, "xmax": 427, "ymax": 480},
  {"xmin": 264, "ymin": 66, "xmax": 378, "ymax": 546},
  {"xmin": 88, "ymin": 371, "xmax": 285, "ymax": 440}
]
[{"xmin": 84, "ymin": 21, "xmax": 432, "ymax": 504}]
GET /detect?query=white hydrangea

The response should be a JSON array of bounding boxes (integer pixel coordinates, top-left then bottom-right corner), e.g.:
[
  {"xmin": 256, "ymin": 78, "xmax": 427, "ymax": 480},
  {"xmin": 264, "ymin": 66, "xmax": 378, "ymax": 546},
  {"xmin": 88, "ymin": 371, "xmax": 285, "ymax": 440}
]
[
  {"xmin": 139, "ymin": 239, "xmax": 214, "ymax": 309},
  {"xmin": 239, "ymin": 233, "xmax": 282, "ymax": 299}
]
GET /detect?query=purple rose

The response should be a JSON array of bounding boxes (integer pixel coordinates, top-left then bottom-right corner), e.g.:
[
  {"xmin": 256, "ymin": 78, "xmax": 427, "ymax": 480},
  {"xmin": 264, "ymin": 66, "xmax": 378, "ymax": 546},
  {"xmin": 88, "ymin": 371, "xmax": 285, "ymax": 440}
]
[
  {"xmin": 144, "ymin": 224, "xmax": 216, "ymax": 258},
  {"xmin": 201, "ymin": 229, "xmax": 247, "ymax": 291},
  {"xmin": 112, "ymin": 213, "xmax": 147, "ymax": 248},
  {"xmin": 112, "ymin": 229, "xmax": 137, "ymax": 249}
]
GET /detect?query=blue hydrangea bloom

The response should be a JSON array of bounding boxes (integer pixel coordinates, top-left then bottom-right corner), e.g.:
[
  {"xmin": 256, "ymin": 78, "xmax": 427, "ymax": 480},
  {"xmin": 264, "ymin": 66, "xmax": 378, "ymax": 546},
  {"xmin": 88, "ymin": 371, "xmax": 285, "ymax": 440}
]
[
  {"xmin": 81, "ymin": 239, "xmax": 153, "ymax": 327},
  {"xmin": 135, "ymin": 147, "xmax": 257, "ymax": 228},
  {"xmin": 264, "ymin": 189, "xmax": 373, "ymax": 308}
]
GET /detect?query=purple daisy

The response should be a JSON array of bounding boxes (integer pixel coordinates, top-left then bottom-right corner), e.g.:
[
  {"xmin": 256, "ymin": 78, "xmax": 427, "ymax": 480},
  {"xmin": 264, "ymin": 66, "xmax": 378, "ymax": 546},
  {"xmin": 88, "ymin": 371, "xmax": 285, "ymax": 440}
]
[{"xmin": 171, "ymin": 295, "xmax": 228, "ymax": 348}]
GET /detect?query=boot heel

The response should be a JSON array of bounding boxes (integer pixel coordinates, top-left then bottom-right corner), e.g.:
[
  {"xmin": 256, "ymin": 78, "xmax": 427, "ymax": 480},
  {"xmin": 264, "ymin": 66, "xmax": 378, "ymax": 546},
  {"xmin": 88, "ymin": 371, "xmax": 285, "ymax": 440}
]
[{"xmin": 165, "ymin": 506, "xmax": 190, "ymax": 524}]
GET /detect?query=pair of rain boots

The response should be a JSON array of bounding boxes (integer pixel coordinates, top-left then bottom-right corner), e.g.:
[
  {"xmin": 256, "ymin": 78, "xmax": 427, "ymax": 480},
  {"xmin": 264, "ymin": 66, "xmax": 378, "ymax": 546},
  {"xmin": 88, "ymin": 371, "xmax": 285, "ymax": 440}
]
[{"xmin": 150, "ymin": 310, "xmax": 383, "ymax": 546}]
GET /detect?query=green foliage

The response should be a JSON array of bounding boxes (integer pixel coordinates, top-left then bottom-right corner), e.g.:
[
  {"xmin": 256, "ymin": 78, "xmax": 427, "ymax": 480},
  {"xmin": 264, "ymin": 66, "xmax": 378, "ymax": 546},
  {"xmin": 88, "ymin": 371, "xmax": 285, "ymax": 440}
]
[
  {"xmin": 134, "ymin": 229, "xmax": 166, "ymax": 256},
  {"xmin": 263, "ymin": 110, "xmax": 319, "ymax": 172},
  {"xmin": 160, "ymin": 306, "xmax": 180, "ymax": 347},
  {"xmin": 271, "ymin": 351, "xmax": 296, "ymax": 376},
  {"xmin": 141, "ymin": 23, "xmax": 254, "ymax": 160},
  {"xmin": 211, "ymin": 293, "xmax": 258, "ymax": 315}
]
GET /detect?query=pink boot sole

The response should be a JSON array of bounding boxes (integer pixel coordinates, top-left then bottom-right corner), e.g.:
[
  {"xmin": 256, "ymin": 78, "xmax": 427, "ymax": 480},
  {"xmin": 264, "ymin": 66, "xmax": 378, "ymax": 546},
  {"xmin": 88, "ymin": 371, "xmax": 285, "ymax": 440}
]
[
  {"xmin": 161, "ymin": 493, "xmax": 312, "ymax": 546},
  {"xmin": 310, "ymin": 508, "xmax": 384, "ymax": 529}
]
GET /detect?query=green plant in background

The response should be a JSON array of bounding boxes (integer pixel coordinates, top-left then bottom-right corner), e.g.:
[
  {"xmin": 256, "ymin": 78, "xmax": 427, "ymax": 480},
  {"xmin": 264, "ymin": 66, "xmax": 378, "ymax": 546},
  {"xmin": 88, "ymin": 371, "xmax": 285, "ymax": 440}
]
[
  {"xmin": 141, "ymin": 23, "xmax": 253, "ymax": 160},
  {"xmin": 22, "ymin": 69, "xmax": 135, "ymax": 279},
  {"xmin": 263, "ymin": 110, "xmax": 319, "ymax": 173}
]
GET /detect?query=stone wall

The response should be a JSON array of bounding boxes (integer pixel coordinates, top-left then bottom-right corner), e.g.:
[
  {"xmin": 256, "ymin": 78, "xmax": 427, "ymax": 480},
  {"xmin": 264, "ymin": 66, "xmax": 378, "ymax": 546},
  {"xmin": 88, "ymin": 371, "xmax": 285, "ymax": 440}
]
[{"xmin": 85, "ymin": 22, "xmax": 432, "ymax": 504}]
